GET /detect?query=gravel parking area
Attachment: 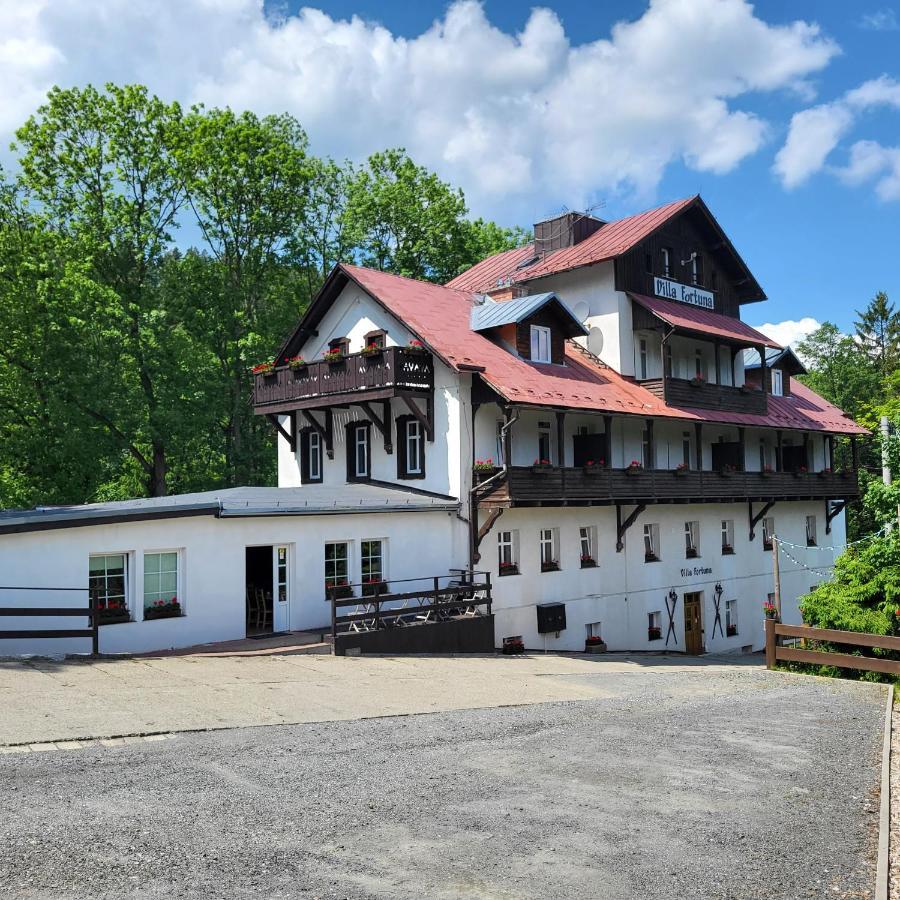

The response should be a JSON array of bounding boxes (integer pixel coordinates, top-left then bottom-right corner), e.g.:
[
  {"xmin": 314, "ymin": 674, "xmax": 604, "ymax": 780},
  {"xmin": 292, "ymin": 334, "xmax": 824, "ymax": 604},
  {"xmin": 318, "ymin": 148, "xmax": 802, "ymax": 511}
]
[{"xmin": 0, "ymin": 665, "xmax": 885, "ymax": 899}]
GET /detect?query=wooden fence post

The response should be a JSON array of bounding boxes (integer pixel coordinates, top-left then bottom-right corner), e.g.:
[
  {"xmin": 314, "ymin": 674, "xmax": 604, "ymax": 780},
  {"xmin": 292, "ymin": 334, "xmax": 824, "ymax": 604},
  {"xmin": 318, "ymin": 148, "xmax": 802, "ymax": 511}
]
[
  {"xmin": 90, "ymin": 589, "xmax": 99, "ymax": 658},
  {"xmin": 765, "ymin": 617, "xmax": 776, "ymax": 669}
]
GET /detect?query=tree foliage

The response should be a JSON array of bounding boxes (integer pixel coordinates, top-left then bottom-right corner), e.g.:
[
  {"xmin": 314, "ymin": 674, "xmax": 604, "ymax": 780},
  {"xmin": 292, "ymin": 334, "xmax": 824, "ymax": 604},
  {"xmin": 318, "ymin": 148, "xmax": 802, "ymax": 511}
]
[{"xmin": 0, "ymin": 84, "xmax": 526, "ymax": 505}]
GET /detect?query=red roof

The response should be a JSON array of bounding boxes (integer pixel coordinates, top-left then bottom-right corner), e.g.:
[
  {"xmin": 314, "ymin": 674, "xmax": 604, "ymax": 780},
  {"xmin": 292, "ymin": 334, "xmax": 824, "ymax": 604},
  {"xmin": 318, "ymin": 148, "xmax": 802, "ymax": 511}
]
[
  {"xmin": 340, "ymin": 264, "xmax": 865, "ymax": 436},
  {"xmin": 447, "ymin": 197, "xmax": 695, "ymax": 293},
  {"xmin": 630, "ymin": 293, "xmax": 781, "ymax": 349}
]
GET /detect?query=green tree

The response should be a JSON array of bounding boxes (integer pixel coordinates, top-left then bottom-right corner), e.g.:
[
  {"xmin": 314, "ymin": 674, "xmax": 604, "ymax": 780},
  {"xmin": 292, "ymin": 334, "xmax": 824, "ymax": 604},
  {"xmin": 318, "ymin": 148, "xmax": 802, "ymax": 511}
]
[{"xmin": 855, "ymin": 291, "xmax": 900, "ymax": 377}]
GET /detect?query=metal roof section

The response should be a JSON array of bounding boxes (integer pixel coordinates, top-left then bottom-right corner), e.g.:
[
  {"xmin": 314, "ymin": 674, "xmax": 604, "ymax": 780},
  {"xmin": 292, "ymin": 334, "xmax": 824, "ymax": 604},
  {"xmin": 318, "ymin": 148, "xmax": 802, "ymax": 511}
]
[
  {"xmin": 0, "ymin": 485, "xmax": 460, "ymax": 535},
  {"xmin": 469, "ymin": 292, "xmax": 589, "ymax": 336},
  {"xmin": 744, "ymin": 346, "xmax": 807, "ymax": 374}
]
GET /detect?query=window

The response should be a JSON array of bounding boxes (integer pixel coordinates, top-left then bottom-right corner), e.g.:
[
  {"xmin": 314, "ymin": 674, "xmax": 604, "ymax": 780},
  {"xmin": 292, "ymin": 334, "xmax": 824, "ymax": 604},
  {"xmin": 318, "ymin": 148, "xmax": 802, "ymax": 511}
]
[
  {"xmin": 397, "ymin": 416, "xmax": 425, "ymax": 479},
  {"xmin": 664, "ymin": 343, "xmax": 673, "ymax": 378},
  {"xmin": 643, "ymin": 523, "xmax": 660, "ymax": 562},
  {"xmin": 661, "ymin": 247, "xmax": 672, "ymax": 278},
  {"xmin": 300, "ymin": 428, "xmax": 323, "ymax": 483},
  {"xmin": 641, "ymin": 429, "xmax": 652, "ymax": 469},
  {"xmin": 684, "ymin": 521, "xmax": 699, "ymax": 558},
  {"xmin": 539, "ymin": 528, "xmax": 559, "ymax": 572},
  {"xmin": 363, "ymin": 330, "xmax": 386, "ymax": 349},
  {"xmin": 579, "ymin": 526, "xmax": 597, "ymax": 567},
  {"xmin": 806, "ymin": 515, "xmax": 817, "ymax": 547},
  {"xmin": 537, "ymin": 421, "xmax": 552, "ymax": 464},
  {"xmin": 721, "ymin": 520, "xmax": 735, "ymax": 554},
  {"xmin": 639, "ymin": 338, "xmax": 648, "ymax": 379},
  {"xmin": 691, "ymin": 252, "xmax": 703, "ymax": 286},
  {"xmin": 347, "ymin": 422, "xmax": 370, "ymax": 480},
  {"xmin": 328, "ymin": 336, "xmax": 349, "ymax": 355},
  {"xmin": 530, "ymin": 325, "xmax": 552, "ymax": 363},
  {"xmin": 89, "ymin": 554, "xmax": 129, "ymax": 622},
  {"xmin": 143, "ymin": 551, "xmax": 179, "ymax": 615},
  {"xmin": 276, "ymin": 547, "xmax": 288, "ymax": 604},
  {"xmin": 586, "ymin": 621, "xmax": 602, "ymax": 639},
  {"xmin": 361, "ymin": 539, "xmax": 384, "ymax": 594},
  {"xmin": 498, "ymin": 530, "xmax": 519, "ymax": 575},
  {"xmin": 682, "ymin": 431, "xmax": 692, "ymax": 467},
  {"xmin": 759, "ymin": 439, "xmax": 769, "ymax": 472},
  {"xmin": 771, "ymin": 368, "xmax": 784, "ymax": 397},
  {"xmin": 648, "ymin": 611, "xmax": 662, "ymax": 640},
  {"xmin": 694, "ymin": 348, "xmax": 705, "ymax": 380},
  {"xmin": 762, "ymin": 516, "xmax": 775, "ymax": 551},
  {"xmin": 725, "ymin": 599, "xmax": 738, "ymax": 636},
  {"xmin": 496, "ymin": 421, "xmax": 505, "ymax": 466},
  {"xmin": 324, "ymin": 542, "xmax": 350, "ymax": 594}
]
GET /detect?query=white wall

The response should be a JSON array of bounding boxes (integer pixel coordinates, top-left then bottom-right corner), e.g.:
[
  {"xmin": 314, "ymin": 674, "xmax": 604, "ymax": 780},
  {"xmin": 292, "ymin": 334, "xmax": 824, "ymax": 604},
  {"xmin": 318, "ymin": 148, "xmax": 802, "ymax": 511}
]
[
  {"xmin": 0, "ymin": 508, "xmax": 466, "ymax": 657},
  {"xmin": 486, "ymin": 501, "xmax": 841, "ymax": 653}
]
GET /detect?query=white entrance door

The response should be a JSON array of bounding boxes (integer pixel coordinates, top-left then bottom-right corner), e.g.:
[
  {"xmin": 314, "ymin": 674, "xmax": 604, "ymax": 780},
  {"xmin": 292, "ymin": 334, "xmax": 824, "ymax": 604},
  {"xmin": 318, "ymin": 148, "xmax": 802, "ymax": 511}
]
[{"xmin": 272, "ymin": 545, "xmax": 290, "ymax": 633}]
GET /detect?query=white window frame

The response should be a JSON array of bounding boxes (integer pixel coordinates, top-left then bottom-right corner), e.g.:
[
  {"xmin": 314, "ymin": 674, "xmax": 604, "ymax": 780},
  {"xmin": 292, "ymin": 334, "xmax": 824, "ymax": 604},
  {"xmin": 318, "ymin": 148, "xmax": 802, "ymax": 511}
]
[
  {"xmin": 643, "ymin": 523, "xmax": 660, "ymax": 562},
  {"xmin": 324, "ymin": 541, "xmax": 351, "ymax": 593},
  {"xmin": 530, "ymin": 325, "xmax": 552, "ymax": 364},
  {"xmin": 405, "ymin": 419, "xmax": 423, "ymax": 475},
  {"xmin": 639, "ymin": 337, "xmax": 648, "ymax": 380},
  {"xmin": 763, "ymin": 516, "xmax": 775, "ymax": 550},
  {"xmin": 143, "ymin": 549, "xmax": 181, "ymax": 614},
  {"xmin": 360, "ymin": 538, "xmax": 385, "ymax": 590},
  {"xmin": 725, "ymin": 599, "xmax": 738, "ymax": 634},
  {"xmin": 537, "ymin": 421, "xmax": 552, "ymax": 464},
  {"xmin": 806, "ymin": 515, "xmax": 817, "ymax": 547},
  {"xmin": 353, "ymin": 425, "xmax": 369, "ymax": 478},
  {"xmin": 648, "ymin": 610, "xmax": 662, "ymax": 638},
  {"xmin": 682, "ymin": 431, "xmax": 692, "ymax": 467},
  {"xmin": 641, "ymin": 429, "xmax": 652, "ymax": 468},
  {"xmin": 579, "ymin": 525, "xmax": 597, "ymax": 566},
  {"xmin": 89, "ymin": 552, "xmax": 131, "ymax": 620},
  {"xmin": 498, "ymin": 530, "xmax": 519, "ymax": 574},
  {"xmin": 685, "ymin": 521, "xmax": 699, "ymax": 557},
  {"xmin": 539, "ymin": 528, "xmax": 559, "ymax": 571},
  {"xmin": 495, "ymin": 420, "xmax": 505, "ymax": 466},
  {"xmin": 586, "ymin": 621, "xmax": 602, "ymax": 639},
  {"xmin": 308, "ymin": 430, "xmax": 322, "ymax": 481},
  {"xmin": 695, "ymin": 348, "xmax": 705, "ymax": 380},
  {"xmin": 771, "ymin": 368, "xmax": 784, "ymax": 397},
  {"xmin": 721, "ymin": 519, "xmax": 734, "ymax": 554}
]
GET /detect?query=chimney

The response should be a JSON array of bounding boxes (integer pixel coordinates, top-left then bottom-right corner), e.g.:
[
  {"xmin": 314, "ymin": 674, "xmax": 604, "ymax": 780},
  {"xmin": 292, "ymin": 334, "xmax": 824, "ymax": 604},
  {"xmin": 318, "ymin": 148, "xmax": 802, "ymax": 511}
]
[{"xmin": 533, "ymin": 211, "xmax": 603, "ymax": 256}]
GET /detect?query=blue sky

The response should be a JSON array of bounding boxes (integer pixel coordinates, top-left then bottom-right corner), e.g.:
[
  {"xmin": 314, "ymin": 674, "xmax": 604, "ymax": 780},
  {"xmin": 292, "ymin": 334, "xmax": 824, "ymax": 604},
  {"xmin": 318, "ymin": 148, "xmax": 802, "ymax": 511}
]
[{"xmin": 3, "ymin": 0, "xmax": 899, "ymax": 342}]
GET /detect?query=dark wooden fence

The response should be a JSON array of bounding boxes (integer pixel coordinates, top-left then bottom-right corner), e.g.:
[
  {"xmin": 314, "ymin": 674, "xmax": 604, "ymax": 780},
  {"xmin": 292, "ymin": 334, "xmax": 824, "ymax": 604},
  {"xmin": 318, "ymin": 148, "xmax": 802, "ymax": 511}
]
[
  {"xmin": 764, "ymin": 618, "xmax": 900, "ymax": 677},
  {"xmin": 641, "ymin": 377, "xmax": 768, "ymax": 414},
  {"xmin": 330, "ymin": 571, "xmax": 492, "ymax": 656},
  {"xmin": 0, "ymin": 587, "xmax": 99, "ymax": 655}
]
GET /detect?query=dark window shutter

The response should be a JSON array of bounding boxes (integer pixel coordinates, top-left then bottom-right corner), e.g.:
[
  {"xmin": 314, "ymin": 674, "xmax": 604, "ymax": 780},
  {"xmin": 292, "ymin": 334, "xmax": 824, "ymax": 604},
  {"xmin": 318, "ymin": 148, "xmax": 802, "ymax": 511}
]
[{"xmin": 396, "ymin": 416, "xmax": 408, "ymax": 478}]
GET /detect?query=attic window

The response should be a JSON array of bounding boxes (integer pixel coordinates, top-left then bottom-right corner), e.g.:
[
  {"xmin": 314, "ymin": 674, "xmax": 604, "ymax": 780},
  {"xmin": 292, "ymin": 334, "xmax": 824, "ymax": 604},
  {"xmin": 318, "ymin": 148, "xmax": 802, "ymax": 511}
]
[
  {"xmin": 771, "ymin": 368, "xmax": 783, "ymax": 396},
  {"xmin": 530, "ymin": 325, "xmax": 552, "ymax": 364},
  {"xmin": 516, "ymin": 254, "xmax": 540, "ymax": 270},
  {"xmin": 364, "ymin": 330, "xmax": 386, "ymax": 349},
  {"xmin": 329, "ymin": 337, "xmax": 350, "ymax": 355}
]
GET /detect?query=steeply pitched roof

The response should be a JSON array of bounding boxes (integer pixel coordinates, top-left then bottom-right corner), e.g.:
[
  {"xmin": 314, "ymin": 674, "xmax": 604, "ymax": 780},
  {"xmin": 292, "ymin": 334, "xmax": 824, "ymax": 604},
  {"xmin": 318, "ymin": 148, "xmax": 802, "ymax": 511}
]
[
  {"xmin": 630, "ymin": 293, "xmax": 781, "ymax": 348},
  {"xmin": 306, "ymin": 264, "xmax": 865, "ymax": 436},
  {"xmin": 469, "ymin": 292, "xmax": 588, "ymax": 336},
  {"xmin": 448, "ymin": 197, "xmax": 695, "ymax": 292},
  {"xmin": 744, "ymin": 346, "xmax": 807, "ymax": 375}
]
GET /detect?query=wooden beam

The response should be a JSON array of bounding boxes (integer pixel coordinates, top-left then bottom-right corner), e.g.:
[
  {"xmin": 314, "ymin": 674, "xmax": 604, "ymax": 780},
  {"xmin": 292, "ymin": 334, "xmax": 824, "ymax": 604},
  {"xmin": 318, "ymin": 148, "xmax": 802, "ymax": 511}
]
[
  {"xmin": 358, "ymin": 401, "xmax": 392, "ymax": 454},
  {"xmin": 737, "ymin": 426, "xmax": 746, "ymax": 472},
  {"xmin": 694, "ymin": 421, "xmax": 703, "ymax": 471},
  {"xmin": 603, "ymin": 415, "xmax": 612, "ymax": 469},
  {"xmin": 749, "ymin": 500, "xmax": 775, "ymax": 542},
  {"xmin": 400, "ymin": 393, "xmax": 433, "ymax": 442},
  {"xmin": 776, "ymin": 429, "xmax": 783, "ymax": 472},
  {"xmin": 266, "ymin": 414, "xmax": 295, "ymax": 452},
  {"xmin": 300, "ymin": 410, "xmax": 334, "ymax": 459},
  {"xmin": 825, "ymin": 499, "xmax": 847, "ymax": 535},
  {"xmin": 556, "ymin": 411, "xmax": 566, "ymax": 467},
  {"xmin": 476, "ymin": 508, "xmax": 504, "ymax": 548},
  {"xmin": 616, "ymin": 503, "xmax": 646, "ymax": 552},
  {"xmin": 851, "ymin": 434, "xmax": 859, "ymax": 471},
  {"xmin": 646, "ymin": 418, "xmax": 654, "ymax": 470}
]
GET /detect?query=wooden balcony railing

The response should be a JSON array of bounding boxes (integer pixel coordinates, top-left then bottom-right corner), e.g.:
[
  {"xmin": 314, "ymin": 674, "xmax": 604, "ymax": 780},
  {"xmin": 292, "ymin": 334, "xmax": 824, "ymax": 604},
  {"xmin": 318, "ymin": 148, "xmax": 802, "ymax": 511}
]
[
  {"xmin": 253, "ymin": 346, "xmax": 433, "ymax": 413},
  {"xmin": 476, "ymin": 466, "xmax": 859, "ymax": 508},
  {"xmin": 640, "ymin": 377, "xmax": 768, "ymax": 414}
]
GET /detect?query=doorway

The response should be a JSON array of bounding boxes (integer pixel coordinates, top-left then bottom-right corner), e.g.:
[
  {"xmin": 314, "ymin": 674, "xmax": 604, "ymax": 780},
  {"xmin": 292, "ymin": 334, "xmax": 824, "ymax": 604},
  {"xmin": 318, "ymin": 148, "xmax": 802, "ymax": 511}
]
[
  {"xmin": 245, "ymin": 545, "xmax": 290, "ymax": 637},
  {"xmin": 683, "ymin": 592, "xmax": 704, "ymax": 654}
]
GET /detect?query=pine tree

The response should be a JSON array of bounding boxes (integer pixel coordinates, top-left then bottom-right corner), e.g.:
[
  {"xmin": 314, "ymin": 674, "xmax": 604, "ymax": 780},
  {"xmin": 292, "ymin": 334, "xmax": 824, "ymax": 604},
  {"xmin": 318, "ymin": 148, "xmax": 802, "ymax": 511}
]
[{"xmin": 854, "ymin": 291, "xmax": 900, "ymax": 376}]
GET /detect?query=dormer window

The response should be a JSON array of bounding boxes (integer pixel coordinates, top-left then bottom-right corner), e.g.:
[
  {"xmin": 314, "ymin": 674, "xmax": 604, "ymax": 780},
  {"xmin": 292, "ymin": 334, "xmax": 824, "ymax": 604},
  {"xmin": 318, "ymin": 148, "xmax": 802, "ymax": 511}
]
[
  {"xmin": 530, "ymin": 325, "xmax": 552, "ymax": 364},
  {"xmin": 661, "ymin": 247, "xmax": 672, "ymax": 278},
  {"xmin": 771, "ymin": 368, "xmax": 784, "ymax": 397},
  {"xmin": 329, "ymin": 337, "xmax": 350, "ymax": 356},
  {"xmin": 364, "ymin": 330, "xmax": 386, "ymax": 350}
]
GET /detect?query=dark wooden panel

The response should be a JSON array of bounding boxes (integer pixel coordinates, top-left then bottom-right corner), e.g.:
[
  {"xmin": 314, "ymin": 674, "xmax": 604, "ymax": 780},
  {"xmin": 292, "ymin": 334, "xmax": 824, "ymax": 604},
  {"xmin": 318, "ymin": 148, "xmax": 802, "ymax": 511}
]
[
  {"xmin": 664, "ymin": 378, "xmax": 768, "ymax": 414},
  {"xmin": 334, "ymin": 615, "xmax": 495, "ymax": 656},
  {"xmin": 253, "ymin": 347, "xmax": 433, "ymax": 413}
]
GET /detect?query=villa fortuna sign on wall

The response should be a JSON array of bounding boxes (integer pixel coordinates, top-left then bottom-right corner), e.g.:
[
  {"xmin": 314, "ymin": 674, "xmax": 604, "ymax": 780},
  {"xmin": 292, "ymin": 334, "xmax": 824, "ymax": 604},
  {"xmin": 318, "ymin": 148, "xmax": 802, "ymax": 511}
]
[{"xmin": 654, "ymin": 276, "xmax": 715, "ymax": 310}]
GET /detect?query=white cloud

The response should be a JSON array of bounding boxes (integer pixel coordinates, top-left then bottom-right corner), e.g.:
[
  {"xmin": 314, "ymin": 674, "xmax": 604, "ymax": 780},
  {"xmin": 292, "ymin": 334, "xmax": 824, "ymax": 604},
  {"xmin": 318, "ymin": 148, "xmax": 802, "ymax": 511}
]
[
  {"xmin": 858, "ymin": 9, "xmax": 899, "ymax": 31},
  {"xmin": 752, "ymin": 317, "xmax": 822, "ymax": 349},
  {"xmin": 774, "ymin": 74, "xmax": 900, "ymax": 195},
  {"xmin": 0, "ymin": 0, "xmax": 839, "ymax": 221}
]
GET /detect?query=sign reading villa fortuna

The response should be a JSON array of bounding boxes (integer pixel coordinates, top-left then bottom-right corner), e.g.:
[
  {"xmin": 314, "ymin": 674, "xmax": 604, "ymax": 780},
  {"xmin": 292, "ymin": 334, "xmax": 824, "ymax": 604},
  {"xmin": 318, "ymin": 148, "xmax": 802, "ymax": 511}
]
[{"xmin": 654, "ymin": 276, "xmax": 715, "ymax": 310}]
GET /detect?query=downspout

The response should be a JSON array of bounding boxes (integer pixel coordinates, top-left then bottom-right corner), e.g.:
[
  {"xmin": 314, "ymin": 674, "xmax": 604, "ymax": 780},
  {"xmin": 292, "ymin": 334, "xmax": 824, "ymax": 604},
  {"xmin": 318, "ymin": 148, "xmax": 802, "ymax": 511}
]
[{"xmin": 468, "ymin": 407, "xmax": 518, "ymax": 572}]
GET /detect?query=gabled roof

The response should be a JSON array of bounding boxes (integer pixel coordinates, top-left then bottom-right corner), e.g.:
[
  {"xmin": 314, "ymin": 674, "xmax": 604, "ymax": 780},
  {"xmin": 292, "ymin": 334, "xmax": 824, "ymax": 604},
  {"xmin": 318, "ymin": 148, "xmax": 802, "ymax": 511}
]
[
  {"xmin": 446, "ymin": 195, "xmax": 765, "ymax": 303},
  {"xmin": 744, "ymin": 346, "xmax": 807, "ymax": 375},
  {"xmin": 470, "ymin": 292, "xmax": 588, "ymax": 337},
  {"xmin": 630, "ymin": 293, "xmax": 781, "ymax": 349},
  {"xmin": 276, "ymin": 263, "xmax": 865, "ymax": 436}
]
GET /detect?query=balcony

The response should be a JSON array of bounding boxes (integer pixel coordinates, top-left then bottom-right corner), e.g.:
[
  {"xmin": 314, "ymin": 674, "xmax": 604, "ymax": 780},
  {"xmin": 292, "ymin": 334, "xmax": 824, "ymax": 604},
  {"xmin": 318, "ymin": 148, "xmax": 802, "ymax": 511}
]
[
  {"xmin": 640, "ymin": 377, "xmax": 767, "ymax": 414},
  {"xmin": 253, "ymin": 346, "xmax": 433, "ymax": 414},
  {"xmin": 476, "ymin": 466, "xmax": 860, "ymax": 509}
]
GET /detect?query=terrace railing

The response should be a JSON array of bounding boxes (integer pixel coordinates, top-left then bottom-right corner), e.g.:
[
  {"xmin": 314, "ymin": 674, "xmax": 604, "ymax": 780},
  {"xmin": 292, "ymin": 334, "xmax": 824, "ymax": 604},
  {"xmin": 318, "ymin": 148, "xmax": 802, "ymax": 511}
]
[{"xmin": 0, "ymin": 586, "xmax": 99, "ymax": 655}]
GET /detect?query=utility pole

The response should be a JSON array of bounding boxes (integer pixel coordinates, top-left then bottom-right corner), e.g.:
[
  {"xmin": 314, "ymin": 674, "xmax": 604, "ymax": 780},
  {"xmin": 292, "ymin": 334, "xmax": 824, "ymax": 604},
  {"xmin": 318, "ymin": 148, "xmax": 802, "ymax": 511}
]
[{"xmin": 772, "ymin": 535, "xmax": 782, "ymax": 621}]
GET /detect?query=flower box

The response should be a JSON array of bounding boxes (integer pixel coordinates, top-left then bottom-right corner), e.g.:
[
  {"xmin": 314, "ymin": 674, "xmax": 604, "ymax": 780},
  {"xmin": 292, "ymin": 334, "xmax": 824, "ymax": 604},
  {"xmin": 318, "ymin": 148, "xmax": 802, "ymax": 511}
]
[
  {"xmin": 474, "ymin": 468, "xmax": 498, "ymax": 484},
  {"xmin": 793, "ymin": 469, "xmax": 808, "ymax": 478},
  {"xmin": 583, "ymin": 463, "xmax": 604, "ymax": 476},
  {"xmin": 406, "ymin": 341, "xmax": 427, "ymax": 354},
  {"xmin": 502, "ymin": 638, "xmax": 525, "ymax": 655},
  {"xmin": 580, "ymin": 557, "xmax": 597, "ymax": 568},
  {"xmin": 97, "ymin": 607, "xmax": 130, "ymax": 625},
  {"xmin": 673, "ymin": 466, "xmax": 689, "ymax": 477},
  {"xmin": 361, "ymin": 580, "xmax": 388, "ymax": 597},
  {"xmin": 498, "ymin": 563, "xmax": 519, "ymax": 577},
  {"xmin": 625, "ymin": 465, "xmax": 643, "ymax": 477},
  {"xmin": 584, "ymin": 638, "xmax": 607, "ymax": 654},
  {"xmin": 685, "ymin": 548, "xmax": 698, "ymax": 559},
  {"xmin": 287, "ymin": 357, "xmax": 307, "ymax": 372},
  {"xmin": 689, "ymin": 377, "xmax": 705, "ymax": 388},
  {"xmin": 531, "ymin": 464, "xmax": 555, "ymax": 475},
  {"xmin": 644, "ymin": 553, "xmax": 659, "ymax": 563},
  {"xmin": 252, "ymin": 361, "xmax": 275, "ymax": 376},
  {"xmin": 721, "ymin": 545, "xmax": 734, "ymax": 555},
  {"xmin": 726, "ymin": 625, "xmax": 738, "ymax": 637},
  {"xmin": 144, "ymin": 601, "xmax": 181, "ymax": 621},
  {"xmin": 360, "ymin": 344, "xmax": 383, "ymax": 358},
  {"xmin": 648, "ymin": 626, "xmax": 662, "ymax": 641},
  {"xmin": 327, "ymin": 583, "xmax": 354, "ymax": 600},
  {"xmin": 540, "ymin": 561, "xmax": 560, "ymax": 573}
]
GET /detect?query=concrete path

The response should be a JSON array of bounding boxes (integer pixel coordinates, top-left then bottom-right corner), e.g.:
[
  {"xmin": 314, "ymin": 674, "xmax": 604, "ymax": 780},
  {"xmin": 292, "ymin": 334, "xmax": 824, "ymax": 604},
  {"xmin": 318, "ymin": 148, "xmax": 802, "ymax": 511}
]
[{"xmin": 0, "ymin": 651, "xmax": 761, "ymax": 746}]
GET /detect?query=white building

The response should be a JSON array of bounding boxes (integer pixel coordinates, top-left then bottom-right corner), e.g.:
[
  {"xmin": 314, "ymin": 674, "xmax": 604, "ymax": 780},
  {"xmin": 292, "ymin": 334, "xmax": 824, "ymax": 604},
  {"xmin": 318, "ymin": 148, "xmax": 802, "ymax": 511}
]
[{"xmin": 0, "ymin": 196, "xmax": 866, "ymax": 656}]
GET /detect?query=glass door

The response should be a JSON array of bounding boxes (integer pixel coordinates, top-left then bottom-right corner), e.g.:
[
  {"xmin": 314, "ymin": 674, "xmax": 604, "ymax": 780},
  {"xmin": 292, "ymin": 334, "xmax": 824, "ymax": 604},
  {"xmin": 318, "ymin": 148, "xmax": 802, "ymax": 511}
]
[{"xmin": 272, "ymin": 545, "xmax": 290, "ymax": 633}]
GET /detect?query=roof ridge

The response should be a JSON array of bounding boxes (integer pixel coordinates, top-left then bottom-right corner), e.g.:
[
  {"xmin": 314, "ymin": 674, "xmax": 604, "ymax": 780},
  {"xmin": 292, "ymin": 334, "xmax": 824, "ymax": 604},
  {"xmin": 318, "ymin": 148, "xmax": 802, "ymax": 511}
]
[{"xmin": 344, "ymin": 263, "xmax": 475, "ymax": 298}]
